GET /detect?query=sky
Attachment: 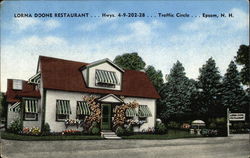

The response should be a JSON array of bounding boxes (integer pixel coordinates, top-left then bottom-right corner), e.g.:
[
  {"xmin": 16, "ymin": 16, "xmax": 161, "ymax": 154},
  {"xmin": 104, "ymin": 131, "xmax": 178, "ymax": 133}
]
[{"xmin": 0, "ymin": 0, "xmax": 249, "ymax": 92}]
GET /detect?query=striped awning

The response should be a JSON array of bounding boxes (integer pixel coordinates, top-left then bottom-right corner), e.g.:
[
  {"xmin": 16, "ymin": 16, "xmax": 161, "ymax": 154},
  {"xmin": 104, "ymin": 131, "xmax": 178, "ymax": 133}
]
[
  {"xmin": 56, "ymin": 100, "xmax": 71, "ymax": 115},
  {"xmin": 25, "ymin": 99, "xmax": 38, "ymax": 113},
  {"xmin": 95, "ymin": 70, "xmax": 118, "ymax": 84},
  {"xmin": 76, "ymin": 101, "xmax": 91, "ymax": 115},
  {"xmin": 28, "ymin": 72, "xmax": 41, "ymax": 84},
  {"xmin": 10, "ymin": 102, "xmax": 21, "ymax": 112},
  {"xmin": 126, "ymin": 108, "xmax": 137, "ymax": 117},
  {"xmin": 138, "ymin": 105, "xmax": 152, "ymax": 117}
]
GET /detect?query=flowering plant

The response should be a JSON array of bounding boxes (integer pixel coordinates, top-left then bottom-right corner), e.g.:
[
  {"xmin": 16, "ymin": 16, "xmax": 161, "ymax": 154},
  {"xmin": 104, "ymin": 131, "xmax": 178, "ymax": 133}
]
[
  {"xmin": 65, "ymin": 119, "xmax": 81, "ymax": 128},
  {"xmin": 62, "ymin": 129, "xmax": 81, "ymax": 135},
  {"xmin": 126, "ymin": 119, "xmax": 145, "ymax": 126},
  {"xmin": 22, "ymin": 127, "xmax": 41, "ymax": 135},
  {"xmin": 22, "ymin": 127, "xmax": 30, "ymax": 134}
]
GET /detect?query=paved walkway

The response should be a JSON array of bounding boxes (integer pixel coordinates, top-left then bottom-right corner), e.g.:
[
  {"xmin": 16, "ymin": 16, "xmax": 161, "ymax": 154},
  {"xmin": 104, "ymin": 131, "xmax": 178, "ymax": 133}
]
[{"xmin": 1, "ymin": 134, "xmax": 249, "ymax": 158}]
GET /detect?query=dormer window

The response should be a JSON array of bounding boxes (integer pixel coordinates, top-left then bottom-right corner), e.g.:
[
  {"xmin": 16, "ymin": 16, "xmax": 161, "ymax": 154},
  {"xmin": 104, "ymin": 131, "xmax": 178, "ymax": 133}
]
[
  {"xmin": 13, "ymin": 80, "xmax": 23, "ymax": 90},
  {"xmin": 95, "ymin": 70, "xmax": 118, "ymax": 88}
]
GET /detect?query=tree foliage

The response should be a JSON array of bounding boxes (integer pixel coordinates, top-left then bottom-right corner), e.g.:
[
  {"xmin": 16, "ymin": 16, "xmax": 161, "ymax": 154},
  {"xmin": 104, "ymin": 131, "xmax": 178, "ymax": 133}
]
[
  {"xmin": 113, "ymin": 52, "xmax": 146, "ymax": 70},
  {"xmin": 221, "ymin": 61, "xmax": 246, "ymax": 111},
  {"xmin": 159, "ymin": 61, "xmax": 195, "ymax": 122},
  {"xmin": 197, "ymin": 57, "xmax": 222, "ymax": 118},
  {"xmin": 0, "ymin": 93, "xmax": 6, "ymax": 118},
  {"xmin": 145, "ymin": 65, "xmax": 164, "ymax": 92},
  {"xmin": 235, "ymin": 45, "xmax": 250, "ymax": 86}
]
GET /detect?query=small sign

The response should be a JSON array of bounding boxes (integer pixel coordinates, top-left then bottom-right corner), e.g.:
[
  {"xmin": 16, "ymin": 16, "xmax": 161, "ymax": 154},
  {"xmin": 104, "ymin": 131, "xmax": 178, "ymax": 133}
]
[{"xmin": 229, "ymin": 113, "xmax": 245, "ymax": 121}]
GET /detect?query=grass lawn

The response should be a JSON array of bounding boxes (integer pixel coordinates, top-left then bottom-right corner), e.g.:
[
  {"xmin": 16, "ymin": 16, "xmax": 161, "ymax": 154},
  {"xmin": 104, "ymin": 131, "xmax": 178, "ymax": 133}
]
[
  {"xmin": 0, "ymin": 131, "xmax": 103, "ymax": 141},
  {"xmin": 1, "ymin": 129, "xmax": 200, "ymax": 140},
  {"xmin": 121, "ymin": 129, "xmax": 200, "ymax": 139}
]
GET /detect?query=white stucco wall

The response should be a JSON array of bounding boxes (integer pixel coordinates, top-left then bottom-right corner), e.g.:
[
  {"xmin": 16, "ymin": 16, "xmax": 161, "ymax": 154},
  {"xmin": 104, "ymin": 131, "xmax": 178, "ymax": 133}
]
[
  {"xmin": 88, "ymin": 62, "xmax": 122, "ymax": 90},
  {"xmin": 45, "ymin": 90, "xmax": 101, "ymax": 132},
  {"xmin": 123, "ymin": 97, "xmax": 156, "ymax": 132},
  {"xmin": 82, "ymin": 69, "xmax": 87, "ymax": 84},
  {"xmin": 44, "ymin": 89, "xmax": 156, "ymax": 132},
  {"xmin": 7, "ymin": 103, "xmax": 20, "ymax": 128}
]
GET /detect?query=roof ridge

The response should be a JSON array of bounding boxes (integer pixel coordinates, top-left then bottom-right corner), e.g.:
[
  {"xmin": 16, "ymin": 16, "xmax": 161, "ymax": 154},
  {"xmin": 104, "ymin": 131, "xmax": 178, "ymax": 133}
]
[{"xmin": 39, "ymin": 55, "xmax": 89, "ymax": 65}]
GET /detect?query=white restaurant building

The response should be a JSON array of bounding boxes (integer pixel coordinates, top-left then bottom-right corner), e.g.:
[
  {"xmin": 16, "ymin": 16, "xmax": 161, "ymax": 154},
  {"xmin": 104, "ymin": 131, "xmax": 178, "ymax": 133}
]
[{"xmin": 6, "ymin": 56, "xmax": 160, "ymax": 132}]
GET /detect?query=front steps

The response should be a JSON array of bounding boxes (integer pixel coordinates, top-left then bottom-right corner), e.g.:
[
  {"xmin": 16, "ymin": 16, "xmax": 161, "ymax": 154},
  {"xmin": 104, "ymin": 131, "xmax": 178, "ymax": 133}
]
[{"xmin": 101, "ymin": 130, "xmax": 121, "ymax": 139}]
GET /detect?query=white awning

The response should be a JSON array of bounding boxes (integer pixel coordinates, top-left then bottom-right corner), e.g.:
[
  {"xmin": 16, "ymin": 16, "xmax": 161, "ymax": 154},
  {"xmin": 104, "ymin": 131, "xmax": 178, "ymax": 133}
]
[
  {"xmin": 56, "ymin": 100, "xmax": 71, "ymax": 115},
  {"xmin": 95, "ymin": 70, "xmax": 118, "ymax": 85},
  {"xmin": 76, "ymin": 101, "xmax": 91, "ymax": 115},
  {"xmin": 10, "ymin": 102, "xmax": 21, "ymax": 113},
  {"xmin": 28, "ymin": 72, "xmax": 41, "ymax": 84},
  {"xmin": 25, "ymin": 99, "xmax": 38, "ymax": 113},
  {"xmin": 126, "ymin": 108, "xmax": 137, "ymax": 117},
  {"xmin": 138, "ymin": 105, "xmax": 152, "ymax": 117}
]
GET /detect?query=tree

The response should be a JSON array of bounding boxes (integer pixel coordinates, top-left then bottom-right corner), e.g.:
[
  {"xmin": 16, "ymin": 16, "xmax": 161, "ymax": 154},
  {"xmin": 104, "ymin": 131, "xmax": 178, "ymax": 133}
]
[
  {"xmin": 221, "ymin": 61, "xmax": 246, "ymax": 111},
  {"xmin": 159, "ymin": 61, "xmax": 195, "ymax": 122},
  {"xmin": 235, "ymin": 45, "xmax": 250, "ymax": 86},
  {"xmin": 0, "ymin": 93, "xmax": 6, "ymax": 118},
  {"xmin": 113, "ymin": 52, "xmax": 146, "ymax": 70},
  {"xmin": 235, "ymin": 45, "xmax": 250, "ymax": 121},
  {"xmin": 145, "ymin": 65, "xmax": 164, "ymax": 92},
  {"xmin": 197, "ymin": 57, "xmax": 222, "ymax": 119}
]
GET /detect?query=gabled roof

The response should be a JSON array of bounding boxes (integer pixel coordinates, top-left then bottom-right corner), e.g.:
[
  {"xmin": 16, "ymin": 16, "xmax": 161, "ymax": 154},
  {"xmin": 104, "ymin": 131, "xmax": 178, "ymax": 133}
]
[
  {"xmin": 83, "ymin": 58, "xmax": 124, "ymax": 72},
  {"xmin": 39, "ymin": 56, "xmax": 160, "ymax": 99},
  {"xmin": 6, "ymin": 80, "xmax": 41, "ymax": 103}
]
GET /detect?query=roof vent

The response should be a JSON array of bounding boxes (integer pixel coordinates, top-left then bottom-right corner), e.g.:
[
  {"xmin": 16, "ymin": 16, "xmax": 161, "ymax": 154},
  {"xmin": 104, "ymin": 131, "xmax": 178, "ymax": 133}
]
[{"xmin": 13, "ymin": 79, "xmax": 23, "ymax": 90}]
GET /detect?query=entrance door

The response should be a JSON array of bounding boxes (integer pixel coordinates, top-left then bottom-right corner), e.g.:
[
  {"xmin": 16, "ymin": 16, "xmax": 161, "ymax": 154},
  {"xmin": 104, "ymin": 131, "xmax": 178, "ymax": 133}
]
[{"xmin": 102, "ymin": 104, "xmax": 111, "ymax": 130}]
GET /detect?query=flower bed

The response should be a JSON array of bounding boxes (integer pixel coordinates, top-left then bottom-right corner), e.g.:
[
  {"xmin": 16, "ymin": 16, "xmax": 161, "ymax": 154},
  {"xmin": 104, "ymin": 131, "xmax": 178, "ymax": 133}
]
[
  {"xmin": 62, "ymin": 129, "xmax": 82, "ymax": 135},
  {"xmin": 65, "ymin": 119, "xmax": 81, "ymax": 128},
  {"xmin": 22, "ymin": 127, "xmax": 41, "ymax": 135}
]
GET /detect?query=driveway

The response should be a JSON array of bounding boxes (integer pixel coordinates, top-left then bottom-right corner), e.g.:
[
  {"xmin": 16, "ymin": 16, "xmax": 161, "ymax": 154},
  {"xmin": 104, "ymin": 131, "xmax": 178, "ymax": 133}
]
[{"xmin": 1, "ymin": 134, "xmax": 249, "ymax": 158}]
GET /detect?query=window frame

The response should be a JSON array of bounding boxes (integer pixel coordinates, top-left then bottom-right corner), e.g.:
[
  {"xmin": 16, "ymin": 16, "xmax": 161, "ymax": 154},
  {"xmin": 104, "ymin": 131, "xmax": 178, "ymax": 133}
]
[
  {"xmin": 56, "ymin": 114, "xmax": 69, "ymax": 122},
  {"xmin": 24, "ymin": 113, "xmax": 38, "ymax": 121},
  {"xmin": 76, "ymin": 114, "xmax": 86, "ymax": 121},
  {"xmin": 56, "ymin": 99, "xmax": 71, "ymax": 122},
  {"xmin": 13, "ymin": 79, "xmax": 23, "ymax": 90}
]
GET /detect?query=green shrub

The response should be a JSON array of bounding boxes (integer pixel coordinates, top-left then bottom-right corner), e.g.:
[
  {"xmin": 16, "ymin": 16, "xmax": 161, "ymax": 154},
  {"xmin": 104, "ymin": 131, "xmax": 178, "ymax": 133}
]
[
  {"xmin": 209, "ymin": 122, "xmax": 216, "ymax": 129},
  {"xmin": 167, "ymin": 121, "xmax": 180, "ymax": 129},
  {"xmin": 209, "ymin": 117, "xmax": 227, "ymax": 136},
  {"xmin": 91, "ymin": 122, "xmax": 98, "ymax": 128},
  {"xmin": 125, "ymin": 125, "xmax": 133, "ymax": 136},
  {"xmin": 42, "ymin": 123, "xmax": 51, "ymax": 134},
  {"xmin": 115, "ymin": 126, "xmax": 125, "ymax": 136},
  {"xmin": 9, "ymin": 119, "xmax": 22, "ymax": 134},
  {"xmin": 155, "ymin": 123, "xmax": 167, "ymax": 134},
  {"xmin": 201, "ymin": 129, "xmax": 218, "ymax": 137},
  {"xmin": 91, "ymin": 127, "xmax": 100, "ymax": 135}
]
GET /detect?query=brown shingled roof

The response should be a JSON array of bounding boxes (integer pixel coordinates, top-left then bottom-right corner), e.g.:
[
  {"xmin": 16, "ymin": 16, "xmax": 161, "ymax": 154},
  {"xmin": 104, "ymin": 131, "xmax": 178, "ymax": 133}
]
[
  {"xmin": 6, "ymin": 80, "xmax": 41, "ymax": 103},
  {"xmin": 40, "ymin": 56, "xmax": 160, "ymax": 99}
]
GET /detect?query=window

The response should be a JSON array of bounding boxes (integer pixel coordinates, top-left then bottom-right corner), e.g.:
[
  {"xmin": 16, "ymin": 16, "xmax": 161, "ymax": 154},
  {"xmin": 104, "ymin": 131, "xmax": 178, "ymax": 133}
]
[
  {"xmin": 76, "ymin": 101, "xmax": 91, "ymax": 121},
  {"xmin": 95, "ymin": 70, "xmax": 118, "ymax": 88},
  {"xmin": 25, "ymin": 113, "xmax": 37, "ymax": 120},
  {"xmin": 24, "ymin": 99, "xmax": 38, "ymax": 121},
  {"xmin": 13, "ymin": 80, "xmax": 23, "ymax": 90},
  {"xmin": 57, "ymin": 114, "xmax": 69, "ymax": 120},
  {"xmin": 139, "ymin": 117, "xmax": 147, "ymax": 123},
  {"xmin": 76, "ymin": 114, "xmax": 86, "ymax": 121},
  {"xmin": 56, "ymin": 100, "xmax": 71, "ymax": 121}
]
